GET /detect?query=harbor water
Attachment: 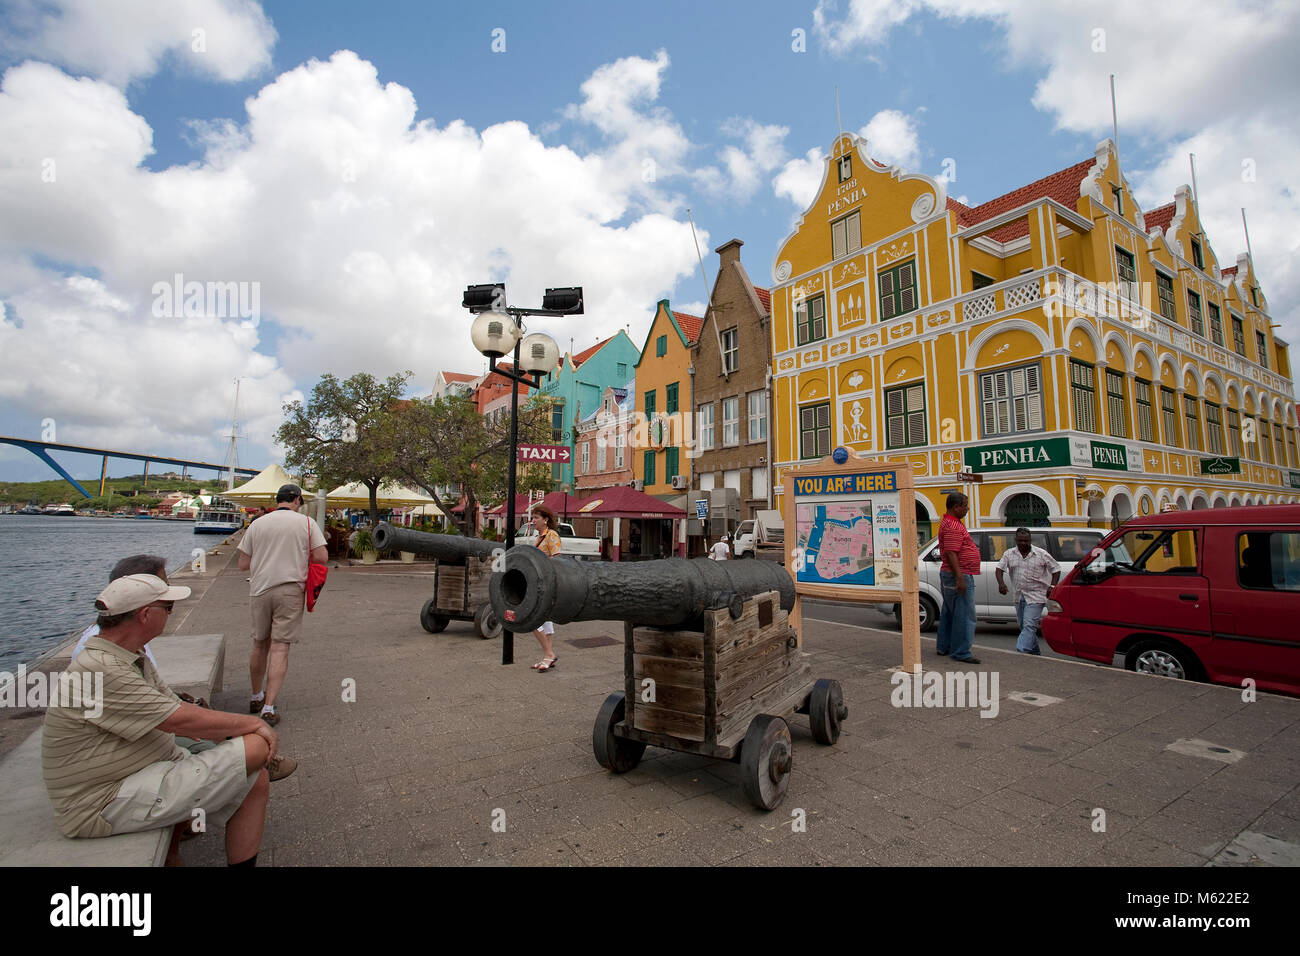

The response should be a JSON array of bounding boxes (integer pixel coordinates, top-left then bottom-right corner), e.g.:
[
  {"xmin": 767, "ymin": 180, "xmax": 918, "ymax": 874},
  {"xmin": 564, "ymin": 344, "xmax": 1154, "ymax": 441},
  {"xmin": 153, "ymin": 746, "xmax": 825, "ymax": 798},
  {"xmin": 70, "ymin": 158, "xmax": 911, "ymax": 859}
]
[{"xmin": 0, "ymin": 515, "xmax": 220, "ymax": 671}]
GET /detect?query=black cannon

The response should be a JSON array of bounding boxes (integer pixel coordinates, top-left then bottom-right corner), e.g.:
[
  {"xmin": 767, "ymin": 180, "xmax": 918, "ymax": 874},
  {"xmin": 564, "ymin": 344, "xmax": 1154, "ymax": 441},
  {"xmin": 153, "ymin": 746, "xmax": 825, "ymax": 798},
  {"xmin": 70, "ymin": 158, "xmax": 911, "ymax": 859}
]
[
  {"xmin": 490, "ymin": 547, "xmax": 795, "ymax": 634},
  {"xmin": 373, "ymin": 522, "xmax": 502, "ymax": 639},
  {"xmin": 372, "ymin": 523, "xmax": 498, "ymax": 562},
  {"xmin": 491, "ymin": 547, "xmax": 843, "ymax": 811}
]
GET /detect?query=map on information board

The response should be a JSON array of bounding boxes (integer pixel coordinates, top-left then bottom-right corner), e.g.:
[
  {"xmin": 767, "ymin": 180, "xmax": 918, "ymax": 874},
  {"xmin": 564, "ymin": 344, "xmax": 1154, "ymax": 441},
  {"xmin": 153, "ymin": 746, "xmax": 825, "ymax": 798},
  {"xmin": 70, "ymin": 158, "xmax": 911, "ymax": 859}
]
[
  {"xmin": 791, "ymin": 469, "xmax": 904, "ymax": 590},
  {"xmin": 796, "ymin": 501, "xmax": 875, "ymax": 586}
]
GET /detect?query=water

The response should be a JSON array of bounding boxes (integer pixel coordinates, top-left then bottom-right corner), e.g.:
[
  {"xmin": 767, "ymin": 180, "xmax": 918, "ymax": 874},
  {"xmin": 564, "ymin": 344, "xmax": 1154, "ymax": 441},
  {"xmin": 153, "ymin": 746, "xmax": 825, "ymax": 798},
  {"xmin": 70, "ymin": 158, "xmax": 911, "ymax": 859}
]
[{"xmin": 0, "ymin": 516, "xmax": 214, "ymax": 671}]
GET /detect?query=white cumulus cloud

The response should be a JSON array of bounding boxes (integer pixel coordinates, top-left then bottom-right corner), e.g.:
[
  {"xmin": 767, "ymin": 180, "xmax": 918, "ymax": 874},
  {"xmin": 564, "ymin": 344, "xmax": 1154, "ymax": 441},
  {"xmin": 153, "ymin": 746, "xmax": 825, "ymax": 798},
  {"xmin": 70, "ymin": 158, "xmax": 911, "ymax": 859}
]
[{"xmin": 1, "ymin": 0, "xmax": 277, "ymax": 86}]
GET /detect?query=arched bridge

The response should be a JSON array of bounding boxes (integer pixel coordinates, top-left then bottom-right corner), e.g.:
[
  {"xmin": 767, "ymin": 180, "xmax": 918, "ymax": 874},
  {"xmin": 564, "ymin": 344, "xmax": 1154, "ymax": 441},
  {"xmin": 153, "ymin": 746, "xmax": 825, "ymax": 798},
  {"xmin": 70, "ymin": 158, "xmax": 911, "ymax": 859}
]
[{"xmin": 0, "ymin": 436, "xmax": 260, "ymax": 499}]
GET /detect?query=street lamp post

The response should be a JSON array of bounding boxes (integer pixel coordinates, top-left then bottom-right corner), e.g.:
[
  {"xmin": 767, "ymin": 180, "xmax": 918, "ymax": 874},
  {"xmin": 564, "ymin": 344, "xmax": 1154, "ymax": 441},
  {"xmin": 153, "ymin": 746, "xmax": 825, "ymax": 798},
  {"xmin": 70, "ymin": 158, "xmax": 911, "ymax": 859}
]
[{"xmin": 464, "ymin": 283, "xmax": 582, "ymax": 664}]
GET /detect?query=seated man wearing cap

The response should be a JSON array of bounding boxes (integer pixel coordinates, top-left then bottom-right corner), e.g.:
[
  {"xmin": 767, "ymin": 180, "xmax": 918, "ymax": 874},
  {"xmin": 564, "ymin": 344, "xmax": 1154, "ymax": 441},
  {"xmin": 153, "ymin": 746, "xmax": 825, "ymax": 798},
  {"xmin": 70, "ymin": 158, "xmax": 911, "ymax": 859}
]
[
  {"xmin": 238, "ymin": 483, "xmax": 328, "ymax": 726},
  {"xmin": 42, "ymin": 574, "xmax": 296, "ymax": 867}
]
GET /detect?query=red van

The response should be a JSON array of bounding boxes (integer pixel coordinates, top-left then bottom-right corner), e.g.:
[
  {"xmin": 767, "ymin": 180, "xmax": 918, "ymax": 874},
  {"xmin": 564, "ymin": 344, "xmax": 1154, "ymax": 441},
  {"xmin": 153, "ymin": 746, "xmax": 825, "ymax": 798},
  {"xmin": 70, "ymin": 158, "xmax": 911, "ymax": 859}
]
[{"xmin": 1041, "ymin": 505, "xmax": 1300, "ymax": 697}]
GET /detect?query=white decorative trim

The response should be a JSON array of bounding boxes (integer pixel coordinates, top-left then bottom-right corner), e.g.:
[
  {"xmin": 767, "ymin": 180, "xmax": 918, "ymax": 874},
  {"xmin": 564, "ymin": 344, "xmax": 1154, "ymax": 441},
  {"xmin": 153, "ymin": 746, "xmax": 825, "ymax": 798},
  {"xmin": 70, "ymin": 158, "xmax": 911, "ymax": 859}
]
[
  {"xmin": 910, "ymin": 194, "xmax": 936, "ymax": 222},
  {"xmin": 985, "ymin": 483, "xmax": 1064, "ymax": 522},
  {"xmin": 774, "ymin": 260, "xmax": 792, "ymax": 282},
  {"xmin": 1079, "ymin": 139, "xmax": 1113, "ymax": 205}
]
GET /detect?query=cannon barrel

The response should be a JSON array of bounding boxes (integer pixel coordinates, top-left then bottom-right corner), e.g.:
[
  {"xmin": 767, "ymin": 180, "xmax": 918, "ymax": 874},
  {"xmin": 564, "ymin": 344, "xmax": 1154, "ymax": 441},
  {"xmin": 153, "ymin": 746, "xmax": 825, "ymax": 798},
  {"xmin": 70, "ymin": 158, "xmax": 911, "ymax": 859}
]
[
  {"xmin": 491, "ymin": 546, "xmax": 795, "ymax": 633},
  {"xmin": 372, "ymin": 521, "xmax": 499, "ymax": 561}
]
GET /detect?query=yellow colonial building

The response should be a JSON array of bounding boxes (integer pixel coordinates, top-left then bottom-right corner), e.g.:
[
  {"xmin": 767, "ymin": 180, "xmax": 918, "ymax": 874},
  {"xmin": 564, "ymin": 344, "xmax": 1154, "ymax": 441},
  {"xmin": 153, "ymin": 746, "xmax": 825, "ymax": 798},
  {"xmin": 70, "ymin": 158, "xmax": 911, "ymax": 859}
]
[
  {"xmin": 633, "ymin": 300, "xmax": 703, "ymax": 499},
  {"xmin": 770, "ymin": 133, "xmax": 1299, "ymax": 535}
]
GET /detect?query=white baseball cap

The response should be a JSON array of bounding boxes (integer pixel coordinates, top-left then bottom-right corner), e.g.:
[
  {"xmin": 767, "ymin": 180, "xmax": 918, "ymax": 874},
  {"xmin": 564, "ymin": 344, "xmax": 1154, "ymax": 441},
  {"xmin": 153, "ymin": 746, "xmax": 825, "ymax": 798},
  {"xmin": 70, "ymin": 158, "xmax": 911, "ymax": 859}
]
[{"xmin": 95, "ymin": 574, "xmax": 192, "ymax": 614}]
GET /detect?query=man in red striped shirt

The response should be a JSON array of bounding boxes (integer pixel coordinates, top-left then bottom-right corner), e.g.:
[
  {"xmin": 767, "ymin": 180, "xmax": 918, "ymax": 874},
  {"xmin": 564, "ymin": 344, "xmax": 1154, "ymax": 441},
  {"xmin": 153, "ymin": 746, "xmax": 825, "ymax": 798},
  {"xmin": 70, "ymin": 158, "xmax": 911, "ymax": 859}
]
[{"xmin": 937, "ymin": 492, "xmax": 981, "ymax": 664}]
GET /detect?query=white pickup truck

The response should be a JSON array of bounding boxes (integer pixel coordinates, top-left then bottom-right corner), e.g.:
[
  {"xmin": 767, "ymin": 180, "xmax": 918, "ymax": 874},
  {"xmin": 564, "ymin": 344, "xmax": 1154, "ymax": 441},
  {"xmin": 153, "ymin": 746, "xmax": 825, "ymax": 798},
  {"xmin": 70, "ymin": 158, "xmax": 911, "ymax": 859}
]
[
  {"xmin": 732, "ymin": 510, "xmax": 784, "ymax": 559},
  {"xmin": 513, "ymin": 521, "xmax": 603, "ymax": 559}
]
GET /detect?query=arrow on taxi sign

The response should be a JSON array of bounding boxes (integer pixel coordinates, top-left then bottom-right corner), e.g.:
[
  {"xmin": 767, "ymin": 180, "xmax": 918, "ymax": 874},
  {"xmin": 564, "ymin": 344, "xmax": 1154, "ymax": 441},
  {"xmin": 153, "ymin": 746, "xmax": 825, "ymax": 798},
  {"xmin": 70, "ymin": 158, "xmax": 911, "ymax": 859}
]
[{"xmin": 518, "ymin": 443, "xmax": 572, "ymax": 464}]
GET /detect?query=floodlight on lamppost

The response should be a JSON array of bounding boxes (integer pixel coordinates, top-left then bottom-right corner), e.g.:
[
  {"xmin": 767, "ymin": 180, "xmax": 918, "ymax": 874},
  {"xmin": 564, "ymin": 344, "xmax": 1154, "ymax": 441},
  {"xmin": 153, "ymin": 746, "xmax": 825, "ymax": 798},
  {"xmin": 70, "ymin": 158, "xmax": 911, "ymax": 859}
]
[{"xmin": 464, "ymin": 281, "xmax": 582, "ymax": 666}]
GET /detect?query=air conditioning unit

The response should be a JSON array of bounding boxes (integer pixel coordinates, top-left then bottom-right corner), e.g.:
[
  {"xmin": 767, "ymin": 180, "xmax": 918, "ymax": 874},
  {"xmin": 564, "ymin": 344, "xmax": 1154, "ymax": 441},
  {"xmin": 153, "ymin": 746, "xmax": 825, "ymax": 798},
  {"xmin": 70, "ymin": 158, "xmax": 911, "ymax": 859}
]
[
  {"xmin": 633, "ymin": 480, "xmax": 644, "ymax": 491},
  {"xmin": 671, "ymin": 475, "xmax": 688, "ymax": 489}
]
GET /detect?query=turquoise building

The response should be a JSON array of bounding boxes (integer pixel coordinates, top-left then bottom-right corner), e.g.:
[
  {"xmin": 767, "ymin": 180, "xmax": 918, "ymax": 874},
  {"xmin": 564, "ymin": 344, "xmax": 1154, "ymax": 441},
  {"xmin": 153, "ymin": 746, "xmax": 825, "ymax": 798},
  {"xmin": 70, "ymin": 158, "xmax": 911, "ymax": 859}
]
[{"xmin": 537, "ymin": 330, "xmax": 642, "ymax": 487}]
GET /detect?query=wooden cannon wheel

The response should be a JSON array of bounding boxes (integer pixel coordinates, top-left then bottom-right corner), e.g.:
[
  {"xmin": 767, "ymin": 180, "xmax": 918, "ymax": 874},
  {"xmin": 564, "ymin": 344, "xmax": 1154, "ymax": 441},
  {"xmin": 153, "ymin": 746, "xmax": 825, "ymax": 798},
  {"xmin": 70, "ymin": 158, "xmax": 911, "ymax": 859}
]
[
  {"xmin": 474, "ymin": 603, "xmax": 503, "ymax": 640},
  {"xmin": 808, "ymin": 678, "xmax": 847, "ymax": 745},
  {"xmin": 740, "ymin": 715, "xmax": 792, "ymax": 810},
  {"xmin": 419, "ymin": 598, "xmax": 449, "ymax": 634},
  {"xmin": 592, "ymin": 693, "xmax": 646, "ymax": 773}
]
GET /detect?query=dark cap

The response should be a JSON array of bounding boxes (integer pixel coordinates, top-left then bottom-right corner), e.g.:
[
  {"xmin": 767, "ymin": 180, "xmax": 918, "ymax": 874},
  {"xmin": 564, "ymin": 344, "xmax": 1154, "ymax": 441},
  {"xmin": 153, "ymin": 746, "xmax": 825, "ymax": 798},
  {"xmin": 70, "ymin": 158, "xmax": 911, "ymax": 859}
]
[{"xmin": 276, "ymin": 483, "xmax": 304, "ymax": 503}]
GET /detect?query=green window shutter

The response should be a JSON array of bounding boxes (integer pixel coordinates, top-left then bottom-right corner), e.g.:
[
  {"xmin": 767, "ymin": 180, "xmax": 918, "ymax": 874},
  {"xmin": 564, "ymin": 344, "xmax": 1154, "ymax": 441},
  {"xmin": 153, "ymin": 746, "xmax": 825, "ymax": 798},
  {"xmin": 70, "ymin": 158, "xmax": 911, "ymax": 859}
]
[
  {"xmin": 643, "ymin": 451, "xmax": 655, "ymax": 485},
  {"xmin": 666, "ymin": 382, "xmax": 678, "ymax": 413},
  {"xmin": 656, "ymin": 335, "xmax": 667, "ymax": 357},
  {"xmin": 645, "ymin": 390, "xmax": 656, "ymax": 418},
  {"xmin": 665, "ymin": 447, "xmax": 678, "ymax": 480}
]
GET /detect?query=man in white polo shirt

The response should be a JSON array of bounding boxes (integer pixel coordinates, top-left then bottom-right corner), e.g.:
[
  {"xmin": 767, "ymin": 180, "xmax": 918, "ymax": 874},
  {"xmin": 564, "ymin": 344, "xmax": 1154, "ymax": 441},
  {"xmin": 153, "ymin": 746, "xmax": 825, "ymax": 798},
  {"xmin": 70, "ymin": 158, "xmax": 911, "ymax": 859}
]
[
  {"xmin": 42, "ymin": 574, "xmax": 296, "ymax": 866},
  {"xmin": 238, "ymin": 483, "xmax": 328, "ymax": 726}
]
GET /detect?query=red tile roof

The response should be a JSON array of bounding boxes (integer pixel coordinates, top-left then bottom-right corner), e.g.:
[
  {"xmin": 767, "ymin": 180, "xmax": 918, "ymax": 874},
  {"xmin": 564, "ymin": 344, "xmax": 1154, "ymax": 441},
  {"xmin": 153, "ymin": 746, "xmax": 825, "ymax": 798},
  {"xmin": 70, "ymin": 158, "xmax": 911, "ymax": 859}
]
[
  {"xmin": 950, "ymin": 157, "xmax": 1096, "ymax": 244},
  {"xmin": 754, "ymin": 286, "xmax": 771, "ymax": 313},
  {"xmin": 1221, "ymin": 265, "xmax": 1238, "ymax": 278},
  {"xmin": 1145, "ymin": 202, "xmax": 1176, "ymax": 236},
  {"xmin": 441, "ymin": 371, "xmax": 477, "ymax": 383},
  {"xmin": 673, "ymin": 311, "xmax": 703, "ymax": 344},
  {"xmin": 571, "ymin": 338, "xmax": 607, "ymax": 367}
]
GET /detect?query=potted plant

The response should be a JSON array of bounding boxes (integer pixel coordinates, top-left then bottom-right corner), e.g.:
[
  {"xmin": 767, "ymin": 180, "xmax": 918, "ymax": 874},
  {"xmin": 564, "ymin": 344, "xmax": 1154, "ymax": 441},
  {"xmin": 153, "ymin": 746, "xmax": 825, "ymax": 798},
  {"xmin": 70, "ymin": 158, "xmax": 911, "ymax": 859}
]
[{"xmin": 352, "ymin": 528, "xmax": 378, "ymax": 565}]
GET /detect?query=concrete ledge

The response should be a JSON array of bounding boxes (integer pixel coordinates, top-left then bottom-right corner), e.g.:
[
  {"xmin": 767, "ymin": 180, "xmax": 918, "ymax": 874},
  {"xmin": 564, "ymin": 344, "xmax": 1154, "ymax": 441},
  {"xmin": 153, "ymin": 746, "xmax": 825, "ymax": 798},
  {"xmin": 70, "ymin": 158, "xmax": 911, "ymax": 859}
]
[
  {"xmin": 0, "ymin": 733, "xmax": 169, "ymax": 867},
  {"xmin": 153, "ymin": 633, "xmax": 226, "ymax": 701}
]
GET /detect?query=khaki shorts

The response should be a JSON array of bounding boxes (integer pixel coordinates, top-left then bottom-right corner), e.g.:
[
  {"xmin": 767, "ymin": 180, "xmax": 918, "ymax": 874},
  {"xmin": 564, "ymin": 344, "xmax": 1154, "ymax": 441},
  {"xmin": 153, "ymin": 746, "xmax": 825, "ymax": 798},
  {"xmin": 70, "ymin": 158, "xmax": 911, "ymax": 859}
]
[
  {"xmin": 251, "ymin": 582, "xmax": 305, "ymax": 644},
  {"xmin": 99, "ymin": 738, "xmax": 257, "ymax": 835}
]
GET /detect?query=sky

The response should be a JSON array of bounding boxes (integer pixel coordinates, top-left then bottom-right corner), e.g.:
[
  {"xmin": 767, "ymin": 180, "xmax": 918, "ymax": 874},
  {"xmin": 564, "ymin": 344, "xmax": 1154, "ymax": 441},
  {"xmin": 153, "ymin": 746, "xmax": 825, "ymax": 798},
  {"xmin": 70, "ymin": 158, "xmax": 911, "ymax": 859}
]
[{"xmin": 1, "ymin": 0, "xmax": 1297, "ymax": 484}]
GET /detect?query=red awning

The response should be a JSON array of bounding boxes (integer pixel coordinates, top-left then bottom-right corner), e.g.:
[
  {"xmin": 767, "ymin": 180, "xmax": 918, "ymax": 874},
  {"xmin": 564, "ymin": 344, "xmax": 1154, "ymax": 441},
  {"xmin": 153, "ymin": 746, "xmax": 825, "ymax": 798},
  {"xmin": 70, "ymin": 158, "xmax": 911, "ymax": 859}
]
[{"xmin": 568, "ymin": 486, "xmax": 687, "ymax": 519}]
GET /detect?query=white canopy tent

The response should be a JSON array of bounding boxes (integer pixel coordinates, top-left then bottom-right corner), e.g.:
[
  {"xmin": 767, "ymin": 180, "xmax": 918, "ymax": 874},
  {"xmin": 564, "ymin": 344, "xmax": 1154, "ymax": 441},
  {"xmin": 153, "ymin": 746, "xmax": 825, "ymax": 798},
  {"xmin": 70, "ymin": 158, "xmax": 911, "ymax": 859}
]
[
  {"xmin": 223, "ymin": 464, "xmax": 301, "ymax": 506},
  {"xmin": 324, "ymin": 481, "xmax": 442, "ymax": 513}
]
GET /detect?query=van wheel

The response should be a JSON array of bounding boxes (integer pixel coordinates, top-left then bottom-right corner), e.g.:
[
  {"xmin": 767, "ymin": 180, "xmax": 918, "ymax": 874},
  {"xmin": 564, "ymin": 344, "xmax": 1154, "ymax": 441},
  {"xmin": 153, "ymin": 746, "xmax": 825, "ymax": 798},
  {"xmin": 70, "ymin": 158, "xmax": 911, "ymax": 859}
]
[
  {"xmin": 894, "ymin": 594, "xmax": 939, "ymax": 632},
  {"xmin": 1124, "ymin": 640, "xmax": 1202, "ymax": 682}
]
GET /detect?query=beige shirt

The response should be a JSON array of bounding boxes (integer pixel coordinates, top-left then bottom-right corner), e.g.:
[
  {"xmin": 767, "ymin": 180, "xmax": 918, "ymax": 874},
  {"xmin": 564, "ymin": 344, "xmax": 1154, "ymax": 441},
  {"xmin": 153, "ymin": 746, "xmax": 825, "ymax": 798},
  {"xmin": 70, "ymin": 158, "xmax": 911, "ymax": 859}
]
[
  {"xmin": 238, "ymin": 508, "xmax": 327, "ymax": 597},
  {"xmin": 42, "ymin": 637, "xmax": 184, "ymax": 838}
]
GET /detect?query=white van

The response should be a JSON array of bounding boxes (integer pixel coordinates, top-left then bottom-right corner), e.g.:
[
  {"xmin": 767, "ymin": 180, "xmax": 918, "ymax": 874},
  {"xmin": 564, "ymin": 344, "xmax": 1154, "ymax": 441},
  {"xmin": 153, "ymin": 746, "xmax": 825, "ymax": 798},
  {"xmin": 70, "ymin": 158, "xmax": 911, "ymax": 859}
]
[{"xmin": 892, "ymin": 527, "xmax": 1104, "ymax": 630}]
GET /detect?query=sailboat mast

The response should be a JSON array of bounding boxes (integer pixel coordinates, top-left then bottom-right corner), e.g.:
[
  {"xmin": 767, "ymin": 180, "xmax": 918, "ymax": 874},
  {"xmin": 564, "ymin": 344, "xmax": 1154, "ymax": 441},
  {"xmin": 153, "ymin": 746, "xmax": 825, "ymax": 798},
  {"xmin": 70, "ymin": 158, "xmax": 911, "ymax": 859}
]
[{"xmin": 227, "ymin": 378, "xmax": 241, "ymax": 490}]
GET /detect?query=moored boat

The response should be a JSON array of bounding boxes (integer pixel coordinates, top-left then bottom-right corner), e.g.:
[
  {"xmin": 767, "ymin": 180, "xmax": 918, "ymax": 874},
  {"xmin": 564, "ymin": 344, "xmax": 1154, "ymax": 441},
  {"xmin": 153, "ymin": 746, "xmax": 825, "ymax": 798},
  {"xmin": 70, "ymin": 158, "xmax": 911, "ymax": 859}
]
[{"xmin": 194, "ymin": 496, "xmax": 244, "ymax": 534}]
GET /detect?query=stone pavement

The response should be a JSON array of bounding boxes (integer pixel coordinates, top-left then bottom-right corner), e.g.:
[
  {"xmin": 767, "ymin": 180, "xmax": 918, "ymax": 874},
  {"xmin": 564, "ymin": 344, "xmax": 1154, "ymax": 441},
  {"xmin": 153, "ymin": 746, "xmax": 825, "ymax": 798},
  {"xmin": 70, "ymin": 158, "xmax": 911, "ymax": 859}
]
[{"xmin": 175, "ymin": 545, "xmax": 1300, "ymax": 867}]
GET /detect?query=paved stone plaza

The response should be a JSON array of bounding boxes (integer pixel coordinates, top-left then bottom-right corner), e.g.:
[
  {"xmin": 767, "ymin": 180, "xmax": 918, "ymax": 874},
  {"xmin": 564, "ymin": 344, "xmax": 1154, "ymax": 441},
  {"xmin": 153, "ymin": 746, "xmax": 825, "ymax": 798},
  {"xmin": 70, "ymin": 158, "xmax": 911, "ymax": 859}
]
[{"xmin": 152, "ymin": 542, "xmax": 1300, "ymax": 868}]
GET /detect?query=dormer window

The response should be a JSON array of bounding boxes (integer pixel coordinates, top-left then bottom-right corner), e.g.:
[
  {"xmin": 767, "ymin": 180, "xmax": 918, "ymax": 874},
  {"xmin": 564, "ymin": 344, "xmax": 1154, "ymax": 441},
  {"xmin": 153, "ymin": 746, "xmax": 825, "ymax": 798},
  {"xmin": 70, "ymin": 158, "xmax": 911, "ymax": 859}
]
[
  {"xmin": 838, "ymin": 154, "xmax": 852, "ymax": 183},
  {"xmin": 1191, "ymin": 238, "xmax": 1204, "ymax": 269},
  {"xmin": 1111, "ymin": 185, "xmax": 1123, "ymax": 215}
]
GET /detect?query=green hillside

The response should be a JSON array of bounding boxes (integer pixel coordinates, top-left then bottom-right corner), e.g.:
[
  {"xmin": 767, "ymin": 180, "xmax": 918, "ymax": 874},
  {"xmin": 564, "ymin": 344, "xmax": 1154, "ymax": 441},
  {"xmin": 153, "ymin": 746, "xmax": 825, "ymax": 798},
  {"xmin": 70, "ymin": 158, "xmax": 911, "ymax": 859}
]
[{"xmin": 0, "ymin": 474, "xmax": 228, "ymax": 507}]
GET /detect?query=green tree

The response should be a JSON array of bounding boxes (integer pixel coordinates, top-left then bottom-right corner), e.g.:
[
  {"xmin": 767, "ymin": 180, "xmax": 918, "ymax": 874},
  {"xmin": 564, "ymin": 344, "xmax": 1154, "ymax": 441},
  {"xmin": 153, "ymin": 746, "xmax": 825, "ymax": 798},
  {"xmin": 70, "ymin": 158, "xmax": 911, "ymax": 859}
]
[
  {"xmin": 276, "ymin": 371, "xmax": 411, "ymax": 526},
  {"xmin": 378, "ymin": 392, "xmax": 552, "ymax": 534}
]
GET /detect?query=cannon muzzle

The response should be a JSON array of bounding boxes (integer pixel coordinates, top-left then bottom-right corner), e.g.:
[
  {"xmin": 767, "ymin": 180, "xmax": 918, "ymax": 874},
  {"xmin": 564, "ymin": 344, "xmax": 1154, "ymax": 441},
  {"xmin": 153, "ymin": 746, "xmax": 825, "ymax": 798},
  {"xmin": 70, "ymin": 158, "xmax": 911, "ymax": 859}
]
[
  {"xmin": 372, "ymin": 522, "xmax": 499, "ymax": 561},
  {"xmin": 491, "ymin": 547, "xmax": 795, "ymax": 632}
]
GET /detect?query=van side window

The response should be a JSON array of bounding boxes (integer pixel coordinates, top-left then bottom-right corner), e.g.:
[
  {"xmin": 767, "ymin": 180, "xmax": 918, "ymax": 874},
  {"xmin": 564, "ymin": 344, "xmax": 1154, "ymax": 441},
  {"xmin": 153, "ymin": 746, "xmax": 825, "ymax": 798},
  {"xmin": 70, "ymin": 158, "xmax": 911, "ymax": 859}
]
[
  {"xmin": 1097, "ymin": 528, "xmax": 1199, "ymax": 574},
  {"xmin": 1238, "ymin": 532, "xmax": 1300, "ymax": 591},
  {"xmin": 1051, "ymin": 533, "xmax": 1094, "ymax": 562}
]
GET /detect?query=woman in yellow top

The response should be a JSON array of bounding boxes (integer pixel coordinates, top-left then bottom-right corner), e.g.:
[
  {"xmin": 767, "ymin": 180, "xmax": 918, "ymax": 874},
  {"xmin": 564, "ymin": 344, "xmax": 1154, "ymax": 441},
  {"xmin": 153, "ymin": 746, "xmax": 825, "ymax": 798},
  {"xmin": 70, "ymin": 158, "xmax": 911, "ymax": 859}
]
[{"xmin": 530, "ymin": 506, "xmax": 562, "ymax": 672}]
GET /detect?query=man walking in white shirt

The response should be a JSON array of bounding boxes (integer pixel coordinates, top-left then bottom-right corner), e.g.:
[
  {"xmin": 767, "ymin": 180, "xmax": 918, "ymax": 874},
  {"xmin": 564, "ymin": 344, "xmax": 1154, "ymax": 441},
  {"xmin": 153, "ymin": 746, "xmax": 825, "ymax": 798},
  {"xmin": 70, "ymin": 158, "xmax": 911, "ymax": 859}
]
[
  {"xmin": 995, "ymin": 528, "xmax": 1059, "ymax": 655},
  {"xmin": 237, "ymin": 484, "xmax": 327, "ymax": 725}
]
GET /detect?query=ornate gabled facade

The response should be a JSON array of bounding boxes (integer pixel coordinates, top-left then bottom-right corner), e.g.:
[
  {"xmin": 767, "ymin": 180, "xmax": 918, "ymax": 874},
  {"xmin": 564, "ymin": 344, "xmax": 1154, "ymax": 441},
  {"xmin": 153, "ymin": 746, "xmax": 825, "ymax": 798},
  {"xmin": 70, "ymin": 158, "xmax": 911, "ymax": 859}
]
[{"xmin": 769, "ymin": 133, "xmax": 1298, "ymax": 535}]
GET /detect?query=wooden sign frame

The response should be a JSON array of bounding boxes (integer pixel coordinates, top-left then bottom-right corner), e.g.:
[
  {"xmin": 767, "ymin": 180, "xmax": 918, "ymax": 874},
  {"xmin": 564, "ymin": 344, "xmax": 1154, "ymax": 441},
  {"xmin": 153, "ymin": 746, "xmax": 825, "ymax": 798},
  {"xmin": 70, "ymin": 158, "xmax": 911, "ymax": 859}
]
[{"xmin": 782, "ymin": 451, "xmax": 921, "ymax": 673}]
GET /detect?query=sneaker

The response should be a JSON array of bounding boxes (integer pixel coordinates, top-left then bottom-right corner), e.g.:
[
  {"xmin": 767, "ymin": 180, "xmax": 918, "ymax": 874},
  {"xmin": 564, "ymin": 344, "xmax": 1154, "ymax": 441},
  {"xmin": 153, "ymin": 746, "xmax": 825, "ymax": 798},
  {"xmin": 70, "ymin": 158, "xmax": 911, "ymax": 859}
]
[
  {"xmin": 267, "ymin": 755, "xmax": 297, "ymax": 782},
  {"xmin": 260, "ymin": 709, "xmax": 280, "ymax": 727},
  {"xmin": 249, "ymin": 698, "xmax": 263, "ymax": 714}
]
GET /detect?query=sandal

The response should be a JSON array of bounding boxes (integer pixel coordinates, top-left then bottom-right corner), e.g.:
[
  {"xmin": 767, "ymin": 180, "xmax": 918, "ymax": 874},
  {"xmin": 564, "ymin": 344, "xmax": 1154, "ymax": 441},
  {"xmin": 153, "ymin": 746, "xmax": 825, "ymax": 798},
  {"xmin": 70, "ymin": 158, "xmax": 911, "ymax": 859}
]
[{"xmin": 533, "ymin": 656, "xmax": 557, "ymax": 671}]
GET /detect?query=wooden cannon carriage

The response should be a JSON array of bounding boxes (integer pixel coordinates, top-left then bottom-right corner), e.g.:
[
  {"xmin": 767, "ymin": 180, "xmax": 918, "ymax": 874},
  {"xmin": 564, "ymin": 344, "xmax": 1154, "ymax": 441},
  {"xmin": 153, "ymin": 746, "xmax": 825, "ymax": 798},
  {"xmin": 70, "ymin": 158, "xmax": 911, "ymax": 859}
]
[
  {"xmin": 491, "ymin": 548, "xmax": 846, "ymax": 809},
  {"xmin": 373, "ymin": 522, "xmax": 504, "ymax": 640}
]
